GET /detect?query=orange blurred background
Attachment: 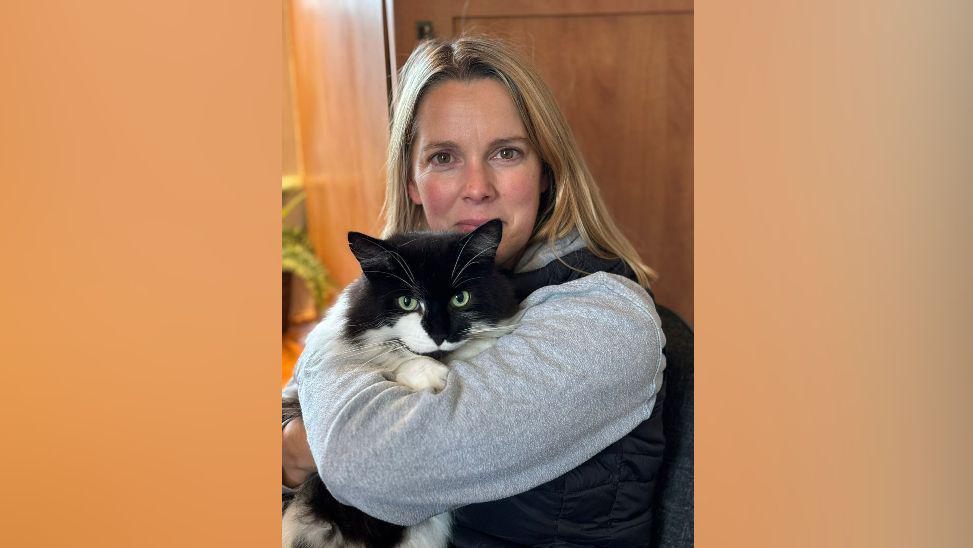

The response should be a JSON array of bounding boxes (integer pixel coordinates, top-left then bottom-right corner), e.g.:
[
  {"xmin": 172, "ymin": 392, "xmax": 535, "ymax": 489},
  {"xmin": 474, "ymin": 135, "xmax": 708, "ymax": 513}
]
[
  {"xmin": 2, "ymin": 1, "xmax": 972, "ymax": 547},
  {"xmin": 0, "ymin": 2, "xmax": 280, "ymax": 546},
  {"xmin": 697, "ymin": 1, "xmax": 973, "ymax": 546}
]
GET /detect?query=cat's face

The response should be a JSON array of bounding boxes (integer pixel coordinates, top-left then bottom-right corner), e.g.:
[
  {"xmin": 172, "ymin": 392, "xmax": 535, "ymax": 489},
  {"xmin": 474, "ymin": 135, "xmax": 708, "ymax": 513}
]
[{"xmin": 344, "ymin": 220, "xmax": 518, "ymax": 358}]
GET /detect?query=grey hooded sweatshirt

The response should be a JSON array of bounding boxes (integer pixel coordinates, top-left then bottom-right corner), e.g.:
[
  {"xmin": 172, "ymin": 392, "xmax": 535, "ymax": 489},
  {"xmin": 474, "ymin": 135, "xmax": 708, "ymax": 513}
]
[{"xmin": 285, "ymin": 231, "xmax": 666, "ymax": 526}]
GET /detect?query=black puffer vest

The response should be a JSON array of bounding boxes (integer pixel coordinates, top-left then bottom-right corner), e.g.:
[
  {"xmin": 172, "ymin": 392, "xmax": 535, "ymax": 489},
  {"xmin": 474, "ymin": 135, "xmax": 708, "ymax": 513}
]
[{"xmin": 449, "ymin": 249, "xmax": 666, "ymax": 547}]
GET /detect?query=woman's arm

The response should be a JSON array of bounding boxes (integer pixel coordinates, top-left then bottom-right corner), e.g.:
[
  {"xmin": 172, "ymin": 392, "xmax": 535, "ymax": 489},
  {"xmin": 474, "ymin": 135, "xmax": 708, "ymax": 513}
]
[
  {"xmin": 282, "ymin": 378, "xmax": 314, "ymax": 488},
  {"xmin": 297, "ymin": 272, "xmax": 665, "ymax": 526},
  {"xmin": 282, "ymin": 418, "xmax": 315, "ymax": 488}
]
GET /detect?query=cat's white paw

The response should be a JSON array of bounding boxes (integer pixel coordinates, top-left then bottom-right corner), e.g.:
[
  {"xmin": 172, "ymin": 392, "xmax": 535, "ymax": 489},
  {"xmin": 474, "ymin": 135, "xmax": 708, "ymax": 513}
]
[{"xmin": 393, "ymin": 356, "xmax": 449, "ymax": 392}]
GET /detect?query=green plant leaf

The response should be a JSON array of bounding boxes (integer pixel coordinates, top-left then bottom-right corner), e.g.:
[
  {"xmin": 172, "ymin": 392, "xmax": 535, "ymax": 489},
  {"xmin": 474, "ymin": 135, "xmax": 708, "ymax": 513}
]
[
  {"xmin": 282, "ymin": 190, "xmax": 306, "ymax": 221},
  {"xmin": 282, "ymin": 188, "xmax": 332, "ymax": 313},
  {"xmin": 282, "ymin": 228, "xmax": 332, "ymax": 310}
]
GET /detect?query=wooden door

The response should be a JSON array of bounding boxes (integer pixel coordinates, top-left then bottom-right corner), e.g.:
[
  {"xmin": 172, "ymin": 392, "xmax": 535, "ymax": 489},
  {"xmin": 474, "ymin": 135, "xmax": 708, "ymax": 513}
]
[{"xmin": 392, "ymin": 0, "xmax": 694, "ymax": 324}]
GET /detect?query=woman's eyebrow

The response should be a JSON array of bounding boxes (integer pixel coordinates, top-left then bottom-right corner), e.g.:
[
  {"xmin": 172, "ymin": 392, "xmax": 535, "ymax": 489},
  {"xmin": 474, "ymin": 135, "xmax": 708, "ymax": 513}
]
[
  {"xmin": 420, "ymin": 136, "xmax": 528, "ymax": 152},
  {"xmin": 421, "ymin": 140, "xmax": 460, "ymax": 152},
  {"xmin": 488, "ymin": 137, "xmax": 529, "ymax": 148}
]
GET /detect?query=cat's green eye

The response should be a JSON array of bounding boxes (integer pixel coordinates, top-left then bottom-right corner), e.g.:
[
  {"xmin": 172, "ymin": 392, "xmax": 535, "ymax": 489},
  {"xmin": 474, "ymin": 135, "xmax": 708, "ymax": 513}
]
[
  {"xmin": 397, "ymin": 296, "xmax": 419, "ymax": 311},
  {"xmin": 450, "ymin": 290, "xmax": 471, "ymax": 308}
]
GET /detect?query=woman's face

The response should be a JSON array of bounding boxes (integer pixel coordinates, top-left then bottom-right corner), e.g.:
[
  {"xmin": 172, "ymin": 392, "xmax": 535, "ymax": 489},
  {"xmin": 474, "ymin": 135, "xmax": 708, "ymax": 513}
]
[{"xmin": 408, "ymin": 78, "xmax": 546, "ymax": 268}]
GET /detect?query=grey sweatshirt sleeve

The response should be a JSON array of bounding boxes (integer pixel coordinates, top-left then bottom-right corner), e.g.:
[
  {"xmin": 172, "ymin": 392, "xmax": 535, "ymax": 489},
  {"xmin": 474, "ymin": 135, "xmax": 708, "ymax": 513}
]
[{"xmin": 295, "ymin": 272, "xmax": 665, "ymax": 526}]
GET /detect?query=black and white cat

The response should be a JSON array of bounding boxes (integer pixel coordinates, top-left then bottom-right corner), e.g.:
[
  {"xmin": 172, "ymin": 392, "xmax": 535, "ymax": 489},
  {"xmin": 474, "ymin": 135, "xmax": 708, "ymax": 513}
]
[{"xmin": 282, "ymin": 220, "xmax": 520, "ymax": 548}]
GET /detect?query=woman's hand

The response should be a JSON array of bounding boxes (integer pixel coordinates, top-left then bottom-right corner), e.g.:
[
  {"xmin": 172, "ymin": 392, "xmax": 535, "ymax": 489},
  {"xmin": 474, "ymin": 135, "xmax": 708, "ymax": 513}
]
[{"xmin": 282, "ymin": 418, "xmax": 316, "ymax": 488}]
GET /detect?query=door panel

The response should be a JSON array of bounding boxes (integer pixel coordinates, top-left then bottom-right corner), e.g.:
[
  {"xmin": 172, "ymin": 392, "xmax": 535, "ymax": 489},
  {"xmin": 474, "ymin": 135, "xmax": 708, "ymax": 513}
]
[{"xmin": 394, "ymin": 1, "xmax": 694, "ymax": 323}]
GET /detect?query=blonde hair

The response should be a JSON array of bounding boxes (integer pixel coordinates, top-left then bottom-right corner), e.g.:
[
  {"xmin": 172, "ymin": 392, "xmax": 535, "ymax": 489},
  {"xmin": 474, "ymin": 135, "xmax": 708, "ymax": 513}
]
[{"xmin": 381, "ymin": 35, "xmax": 656, "ymax": 288}]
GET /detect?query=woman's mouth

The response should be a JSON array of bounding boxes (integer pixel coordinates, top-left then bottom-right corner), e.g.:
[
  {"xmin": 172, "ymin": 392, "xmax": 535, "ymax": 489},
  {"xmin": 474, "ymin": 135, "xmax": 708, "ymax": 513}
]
[{"xmin": 455, "ymin": 219, "xmax": 495, "ymax": 233}]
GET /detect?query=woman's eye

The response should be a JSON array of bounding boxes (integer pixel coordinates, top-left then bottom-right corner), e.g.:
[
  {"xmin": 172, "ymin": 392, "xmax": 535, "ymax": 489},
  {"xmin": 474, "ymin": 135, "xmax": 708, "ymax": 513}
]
[
  {"xmin": 430, "ymin": 152, "xmax": 452, "ymax": 165},
  {"xmin": 496, "ymin": 148, "xmax": 521, "ymax": 161},
  {"xmin": 450, "ymin": 290, "xmax": 471, "ymax": 308},
  {"xmin": 397, "ymin": 296, "xmax": 419, "ymax": 311}
]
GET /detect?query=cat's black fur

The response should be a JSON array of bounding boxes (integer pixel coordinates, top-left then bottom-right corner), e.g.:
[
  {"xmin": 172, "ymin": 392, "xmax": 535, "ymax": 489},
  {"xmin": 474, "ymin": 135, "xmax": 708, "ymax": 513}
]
[
  {"xmin": 283, "ymin": 220, "xmax": 519, "ymax": 548},
  {"xmin": 285, "ymin": 470, "xmax": 406, "ymax": 548},
  {"xmin": 343, "ymin": 219, "xmax": 519, "ymax": 351}
]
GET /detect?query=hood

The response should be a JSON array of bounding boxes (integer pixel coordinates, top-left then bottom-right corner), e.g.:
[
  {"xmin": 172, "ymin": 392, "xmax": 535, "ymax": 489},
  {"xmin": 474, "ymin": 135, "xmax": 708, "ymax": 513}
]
[{"xmin": 512, "ymin": 229, "xmax": 587, "ymax": 274}]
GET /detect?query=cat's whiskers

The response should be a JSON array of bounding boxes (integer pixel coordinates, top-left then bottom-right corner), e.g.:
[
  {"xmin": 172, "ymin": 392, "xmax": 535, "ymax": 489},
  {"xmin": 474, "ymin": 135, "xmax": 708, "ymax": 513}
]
[
  {"xmin": 396, "ymin": 236, "xmax": 420, "ymax": 248},
  {"xmin": 453, "ymin": 275, "xmax": 485, "ymax": 287},
  {"xmin": 465, "ymin": 325, "xmax": 518, "ymax": 338},
  {"xmin": 362, "ymin": 270, "xmax": 421, "ymax": 294},
  {"xmin": 394, "ymin": 336, "xmax": 436, "ymax": 351},
  {"xmin": 340, "ymin": 319, "xmax": 387, "ymax": 329},
  {"xmin": 369, "ymin": 240, "xmax": 418, "ymax": 286},
  {"xmin": 341, "ymin": 340, "xmax": 402, "ymax": 353},
  {"xmin": 465, "ymin": 326, "xmax": 513, "ymax": 333},
  {"xmin": 450, "ymin": 235, "xmax": 475, "ymax": 283},
  {"xmin": 340, "ymin": 323, "xmax": 383, "ymax": 331},
  {"xmin": 451, "ymin": 247, "xmax": 493, "ymax": 286},
  {"xmin": 356, "ymin": 343, "xmax": 408, "ymax": 368},
  {"xmin": 326, "ymin": 340, "xmax": 406, "ymax": 360}
]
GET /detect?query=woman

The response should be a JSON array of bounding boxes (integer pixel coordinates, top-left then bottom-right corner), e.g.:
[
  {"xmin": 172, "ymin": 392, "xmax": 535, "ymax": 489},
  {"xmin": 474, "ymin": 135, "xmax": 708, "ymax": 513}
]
[{"xmin": 284, "ymin": 36, "xmax": 666, "ymax": 546}]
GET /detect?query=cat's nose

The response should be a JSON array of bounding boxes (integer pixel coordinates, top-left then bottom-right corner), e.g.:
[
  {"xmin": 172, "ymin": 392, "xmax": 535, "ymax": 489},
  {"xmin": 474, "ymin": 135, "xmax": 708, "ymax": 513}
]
[{"xmin": 431, "ymin": 334, "xmax": 447, "ymax": 346}]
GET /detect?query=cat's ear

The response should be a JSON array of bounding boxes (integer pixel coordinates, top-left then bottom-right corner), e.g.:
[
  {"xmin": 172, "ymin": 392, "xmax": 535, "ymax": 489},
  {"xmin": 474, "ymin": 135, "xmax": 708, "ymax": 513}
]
[
  {"xmin": 457, "ymin": 219, "xmax": 503, "ymax": 266},
  {"xmin": 348, "ymin": 232, "xmax": 395, "ymax": 273}
]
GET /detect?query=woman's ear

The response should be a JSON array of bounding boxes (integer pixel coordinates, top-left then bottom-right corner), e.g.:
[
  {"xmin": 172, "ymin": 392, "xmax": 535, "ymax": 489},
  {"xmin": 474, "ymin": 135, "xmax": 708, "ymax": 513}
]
[{"xmin": 407, "ymin": 179, "xmax": 423, "ymax": 205}]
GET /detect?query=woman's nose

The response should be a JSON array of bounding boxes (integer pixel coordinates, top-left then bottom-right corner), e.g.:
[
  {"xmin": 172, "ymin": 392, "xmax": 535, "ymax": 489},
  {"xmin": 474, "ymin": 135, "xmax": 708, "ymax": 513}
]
[{"xmin": 461, "ymin": 162, "xmax": 496, "ymax": 202}]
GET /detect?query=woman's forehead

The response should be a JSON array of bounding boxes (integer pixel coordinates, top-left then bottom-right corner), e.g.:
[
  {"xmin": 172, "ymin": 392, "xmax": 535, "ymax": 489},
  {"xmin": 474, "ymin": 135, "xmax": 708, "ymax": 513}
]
[{"xmin": 414, "ymin": 79, "xmax": 526, "ymax": 144}]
